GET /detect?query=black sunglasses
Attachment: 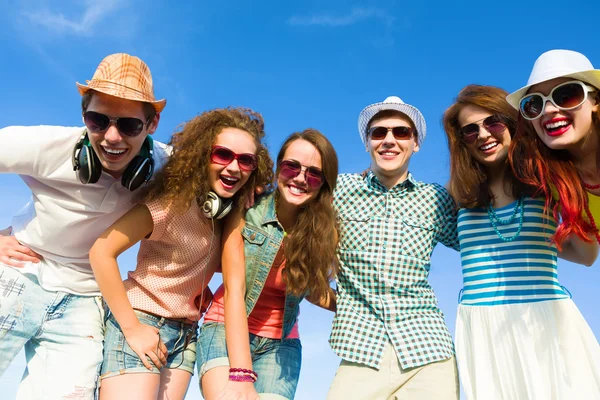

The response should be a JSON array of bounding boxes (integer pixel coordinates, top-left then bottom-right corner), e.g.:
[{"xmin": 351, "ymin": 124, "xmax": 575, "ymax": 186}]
[
  {"xmin": 460, "ymin": 115, "xmax": 507, "ymax": 144},
  {"xmin": 368, "ymin": 126, "xmax": 414, "ymax": 141},
  {"xmin": 83, "ymin": 111, "xmax": 148, "ymax": 137}
]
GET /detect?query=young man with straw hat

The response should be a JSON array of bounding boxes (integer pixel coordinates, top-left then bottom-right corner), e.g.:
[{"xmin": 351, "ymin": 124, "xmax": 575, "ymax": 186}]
[
  {"xmin": 0, "ymin": 53, "xmax": 169, "ymax": 399},
  {"xmin": 327, "ymin": 96, "xmax": 460, "ymax": 399}
]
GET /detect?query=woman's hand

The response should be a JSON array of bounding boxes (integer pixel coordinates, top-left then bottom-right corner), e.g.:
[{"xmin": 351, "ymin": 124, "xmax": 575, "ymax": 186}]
[
  {"xmin": 217, "ymin": 381, "xmax": 260, "ymax": 400},
  {"xmin": 122, "ymin": 322, "xmax": 168, "ymax": 370}
]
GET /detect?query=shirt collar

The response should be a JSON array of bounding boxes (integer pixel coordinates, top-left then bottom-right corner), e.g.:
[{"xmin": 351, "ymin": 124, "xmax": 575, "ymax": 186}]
[
  {"xmin": 261, "ymin": 192, "xmax": 279, "ymax": 225},
  {"xmin": 365, "ymin": 170, "xmax": 417, "ymax": 192}
]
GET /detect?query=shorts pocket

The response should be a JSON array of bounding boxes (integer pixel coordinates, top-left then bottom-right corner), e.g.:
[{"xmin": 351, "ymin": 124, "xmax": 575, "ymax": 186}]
[{"xmin": 197, "ymin": 322, "xmax": 228, "ymax": 369}]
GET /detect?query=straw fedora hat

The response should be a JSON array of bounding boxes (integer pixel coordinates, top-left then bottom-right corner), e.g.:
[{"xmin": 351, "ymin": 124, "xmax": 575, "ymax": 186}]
[
  {"xmin": 507, "ymin": 49, "xmax": 600, "ymax": 109},
  {"xmin": 77, "ymin": 53, "xmax": 166, "ymax": 113},
  {"xmin": 358, "ymin": 96, "xmax": 427, "ymax": 146}
]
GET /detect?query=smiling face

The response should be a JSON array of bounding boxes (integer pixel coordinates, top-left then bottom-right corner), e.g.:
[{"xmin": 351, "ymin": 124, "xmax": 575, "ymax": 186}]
[
  {"xmin": 528, "ymin": 77, "xmax": 599, "ymax": 151},
  {"xmin": 86, "ymin": 91, "xmax": 159, "ymax": 179},
  {"xmin": 458, "ymin": 105, "xmax": 511, "ymax": 171},
  {"xmin": 209, "ymin": 127, "xmax": 258, "ymax": 199},
  {"xmin": 277, "ymin": 139, "xmax": 323, "ymax": 209},
  {"xmin": 367, "ymin": 113, "xmax": 419, "ymax": 188}
]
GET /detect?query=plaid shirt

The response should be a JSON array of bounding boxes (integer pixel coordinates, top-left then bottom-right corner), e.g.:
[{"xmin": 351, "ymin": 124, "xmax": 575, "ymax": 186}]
[{"xmin": 330, "ymin": 171, "xmax": 460, "ymax": 370}]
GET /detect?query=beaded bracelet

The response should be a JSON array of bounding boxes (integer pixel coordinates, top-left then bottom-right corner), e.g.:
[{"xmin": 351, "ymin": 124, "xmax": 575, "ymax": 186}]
[
  {"xmin": 228, "ymin": 367, "xmax": 258, "ymax": 383},
  {"xmin": 229, "ymin": 374, "xmax": 256, "ymax": 382}
]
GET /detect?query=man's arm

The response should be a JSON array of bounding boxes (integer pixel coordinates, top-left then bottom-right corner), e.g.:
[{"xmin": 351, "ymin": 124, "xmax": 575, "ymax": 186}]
[
  {"xmin": 0, "ymin": 126, "xmax": 44, "ymax": 267},
  {"xmin": 437, "ymin": 187, "xmax": 460, "ymax": 251},
  {"xmin": 0, "ymin": 126, "xmax": 43, "ymax": 175},
  {"xmin": 0, "ymin": 126, "xmax": 80, "ymax": 266}
]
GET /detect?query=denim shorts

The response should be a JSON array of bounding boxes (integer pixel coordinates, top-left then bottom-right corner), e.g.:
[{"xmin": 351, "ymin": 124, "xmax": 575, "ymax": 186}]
[
  {"xmin": 100, "ymin": 309, "xmax": 197, "ymax": 379},
  {"xmin": 197, "ymin": 322, "xmax": 302, "ymax": 400},
  {"xmin": 0, "ymin": 265, "xmax": 104, "ymax": 400}
]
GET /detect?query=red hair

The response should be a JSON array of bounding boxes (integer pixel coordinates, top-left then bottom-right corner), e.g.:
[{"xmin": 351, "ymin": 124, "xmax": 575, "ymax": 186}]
[{"xmin": 509, "ymin": 114, "xmax": 597, "ymax": 248}]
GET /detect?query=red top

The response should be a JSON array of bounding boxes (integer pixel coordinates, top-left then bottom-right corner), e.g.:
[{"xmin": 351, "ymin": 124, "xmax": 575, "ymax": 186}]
[{"xmin": 204, "ymin": 247, "xmax": 300, "ymax": 339}]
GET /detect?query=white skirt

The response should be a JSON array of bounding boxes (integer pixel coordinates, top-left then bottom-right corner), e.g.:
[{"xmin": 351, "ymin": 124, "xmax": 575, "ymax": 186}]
[{"xmin": 456, "ymin": 299, "xmax": 600, "ymax": 400}]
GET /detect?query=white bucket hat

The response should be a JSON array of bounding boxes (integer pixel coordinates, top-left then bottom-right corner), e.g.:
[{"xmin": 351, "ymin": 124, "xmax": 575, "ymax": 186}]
[
  {"xmin": 358, "ymin": 96, "xmax": 426, "ymax": 147},
  {"xmin": 506, "ymin": 49, "xmax": 600, "ymax": 109}
]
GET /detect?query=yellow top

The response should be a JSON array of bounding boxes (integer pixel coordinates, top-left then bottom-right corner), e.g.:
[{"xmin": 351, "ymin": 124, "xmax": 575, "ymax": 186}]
[
  {"xmin": 549, "ymin": 186, "xmax": 599, "ymax": 230},
  {"xmin": 587, "ymin": 192, "xmax": 600, "ymax": 227}
]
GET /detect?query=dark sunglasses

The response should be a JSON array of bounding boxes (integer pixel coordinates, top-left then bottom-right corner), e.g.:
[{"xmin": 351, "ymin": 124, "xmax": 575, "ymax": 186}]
[
  {"xmin": 368, "ymin": 126, "xmax": 414, "ymax": 141},
  {"xmin": 519, "ymin": 80, "xmax": 597, "ymax": 120},
  {"xmin": 210, "ymin": 146, "xmax": 258, "ymax": 172},
  {"xmin": 83, "ymin": 111, "xmax": 147, "ymax": 137},
  {"xmin": 278, "ymin": 159, "xmax": 324, "ymax": 189},
  {"xmin": 460, "ymin": 115, "xmax": 507, "ymax": 144}
]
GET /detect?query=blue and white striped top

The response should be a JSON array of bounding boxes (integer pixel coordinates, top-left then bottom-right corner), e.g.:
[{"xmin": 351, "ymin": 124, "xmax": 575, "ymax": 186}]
[{"xmin": 457, "ymin": 197, "xmax": 570, "ymax": 306}]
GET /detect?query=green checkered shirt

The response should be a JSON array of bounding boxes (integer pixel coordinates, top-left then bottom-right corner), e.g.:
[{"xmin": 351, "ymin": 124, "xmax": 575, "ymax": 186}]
[{"xmin": 330, "ymin": 171, "xmax": 460, "ymax": 370}]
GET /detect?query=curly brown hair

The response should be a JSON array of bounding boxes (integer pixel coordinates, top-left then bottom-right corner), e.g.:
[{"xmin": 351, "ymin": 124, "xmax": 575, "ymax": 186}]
[
  {"xmin": 276, "ymin": 129, "xmax": 339, "ymax": 300},
  {"xmin": 443, "ymin": 84, "xmax": 534, "ymax": 208},
  {"xmin": 143, "ymin": 107, "xmax": 274, "ymax": 212}
]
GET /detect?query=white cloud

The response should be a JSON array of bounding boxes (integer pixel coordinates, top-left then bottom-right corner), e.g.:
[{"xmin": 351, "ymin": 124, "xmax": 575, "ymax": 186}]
[
  {"xmin": 288, "ymin": 7, "xmax": 394, "ymax": 27},
  {"xmin": 21, "ymin": 0, "xmax": 125, "ymax": 35}
]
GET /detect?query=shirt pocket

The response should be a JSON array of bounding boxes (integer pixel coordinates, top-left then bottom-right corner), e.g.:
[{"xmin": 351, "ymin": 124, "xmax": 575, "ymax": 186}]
[
  {"xmin": 338, "ymin": 212, "xmax": 371, "ymax": 251},
  {"xmin": 401, "ymin": 217, "xmax": 438, "ymax": 260},
  {"xmin": 241, "ymin": 225, "xmax": 267, "ymax": 261}
]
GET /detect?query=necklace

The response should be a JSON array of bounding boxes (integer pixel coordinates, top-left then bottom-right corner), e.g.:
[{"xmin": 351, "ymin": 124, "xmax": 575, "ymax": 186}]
[
  {"xmin": 487, "ymin": 197, "xmax": 524, "ymax": 242},
  {"xmin": 583, "ymin": 181, "xmax": 600, "ymax": 190}
]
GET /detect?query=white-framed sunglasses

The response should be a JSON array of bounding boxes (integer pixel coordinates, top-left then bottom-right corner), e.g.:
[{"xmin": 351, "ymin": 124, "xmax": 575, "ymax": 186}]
[{"xmin": 519, "ymin": 80, "xmax": 597, "ymax": 120}]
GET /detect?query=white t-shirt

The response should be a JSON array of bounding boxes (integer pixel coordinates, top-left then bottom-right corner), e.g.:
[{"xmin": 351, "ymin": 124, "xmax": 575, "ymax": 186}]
[{"xmin": 0, "ymin": 125, "xmax": 170, "ymax": 296}]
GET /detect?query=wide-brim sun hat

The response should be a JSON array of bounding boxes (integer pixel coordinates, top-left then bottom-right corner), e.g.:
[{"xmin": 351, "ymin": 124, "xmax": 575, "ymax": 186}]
[
  {"xmin": 506, "ymin": 49, "xmax": 600, "ymax": 110},
  {"xmin": 358, "ymin": 96, "xmax": 426, "ymax": 147},
  {"xmin": 77, "ymin": 53, "xmax": 167, "ymax": 113}
]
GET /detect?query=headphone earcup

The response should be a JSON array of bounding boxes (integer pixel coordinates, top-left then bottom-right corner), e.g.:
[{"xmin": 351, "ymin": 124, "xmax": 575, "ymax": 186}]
[
  {"xmin": 76, "ymin": 144, "xmax": 102, "ymax": 184},
  {"xmin": 202, "ymin": 191, "xmax": 233, "ymax": 220},
  {"xmin": 121, "ymin": 155, "xmax": 154, "ymax": 191}
]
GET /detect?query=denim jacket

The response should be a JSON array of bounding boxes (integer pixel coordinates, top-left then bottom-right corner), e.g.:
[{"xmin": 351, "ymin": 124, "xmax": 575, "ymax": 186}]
[{"xmin": 241, "ymin": 191, "xmax": 303, "ymax": 340}]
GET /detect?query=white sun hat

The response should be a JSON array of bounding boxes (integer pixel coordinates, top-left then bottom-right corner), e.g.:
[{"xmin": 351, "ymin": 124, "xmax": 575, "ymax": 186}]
[
  {"xmin": 358, "ymin": 95, "xmax": 427, "ymax": 147},
  {"xmin": 506, "ymin": 49, "xmax": 600, "ymax": 109}
]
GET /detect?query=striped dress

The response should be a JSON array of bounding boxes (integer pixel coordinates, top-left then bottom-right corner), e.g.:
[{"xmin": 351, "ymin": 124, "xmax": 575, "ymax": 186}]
[
  {"xmin": 455, "ymin": 197, "xmax": 600, "ymax": 400},
  {"xmin": 458, "ymin": 197, "xmax": 568, "ymax": 306}
]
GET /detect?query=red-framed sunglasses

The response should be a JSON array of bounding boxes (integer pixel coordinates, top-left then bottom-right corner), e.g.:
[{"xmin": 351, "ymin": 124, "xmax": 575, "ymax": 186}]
[{"xmin": 210, "ymin": 146, "xmax": 258, "ymax": 172}]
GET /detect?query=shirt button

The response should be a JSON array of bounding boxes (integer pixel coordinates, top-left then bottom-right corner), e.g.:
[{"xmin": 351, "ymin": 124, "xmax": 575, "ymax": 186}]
[{"xmin": 250, "ymin": 233, "xmax": 257, "ymax": 240}]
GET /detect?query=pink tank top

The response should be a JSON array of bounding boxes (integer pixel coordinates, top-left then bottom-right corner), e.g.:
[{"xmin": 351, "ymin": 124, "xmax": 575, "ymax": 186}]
[{"xmin": 124, "ymin": 198, "xmax": 221, "ymax": 321}]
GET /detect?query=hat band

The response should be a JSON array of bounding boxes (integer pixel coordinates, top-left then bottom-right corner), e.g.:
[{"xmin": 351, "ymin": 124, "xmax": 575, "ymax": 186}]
[{"xmin": 85, "ymin": 78, "xmax": 157, "ymax": 101}]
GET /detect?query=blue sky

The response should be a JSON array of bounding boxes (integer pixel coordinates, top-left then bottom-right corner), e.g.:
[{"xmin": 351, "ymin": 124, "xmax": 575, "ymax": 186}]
[{"xmin": 1, "ymin": 0, "xmax": 600, "ymax": 398}]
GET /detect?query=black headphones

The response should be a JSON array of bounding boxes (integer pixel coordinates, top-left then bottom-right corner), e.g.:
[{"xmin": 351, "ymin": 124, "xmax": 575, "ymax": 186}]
[
  {"xmin": 201, "ymin": 191, "xmax": 233, "ymax": 220},
  {"xmin": 72, "ymin": 131, "xmax": 155, "ymax": 191}
]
